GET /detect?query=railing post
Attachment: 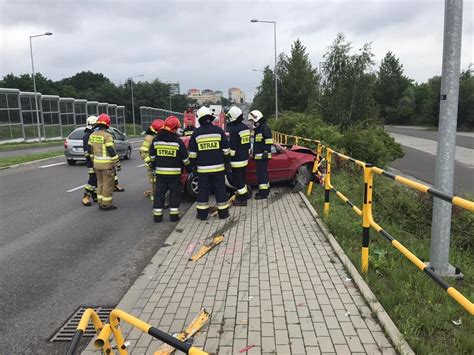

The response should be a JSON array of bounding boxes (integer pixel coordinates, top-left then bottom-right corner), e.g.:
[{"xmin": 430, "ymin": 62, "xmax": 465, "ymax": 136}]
[
  {"xmin": 306, "ymin": 143, "xmax": 323, "ymax": 197},
  {"xmin": 362, "ymin": 163, "xmax": 374, "ymax": 273},
  {"xmin": 295, "ymin": 136, "xmax": 299, "ymax": 145},
  {"xmin": 324, "ymin": 148, "xmax": 332, "ymax": 216}
]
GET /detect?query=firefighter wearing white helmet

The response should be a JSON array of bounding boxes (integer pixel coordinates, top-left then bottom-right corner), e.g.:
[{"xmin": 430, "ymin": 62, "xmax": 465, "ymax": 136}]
[
  {"xmin": 248, "ymin": 109, "xmax": 273, "ymax": 199},
  {"xmin": 227, "ymin": 106, "xmax": 251, "ymax": 205},
  {"xmin": 82, "ymin": 115, "xmax": 98, "ymax": 206},
  {"xmin": 188, "ymin": 106, "xmax": 231, "ymax": 220}
]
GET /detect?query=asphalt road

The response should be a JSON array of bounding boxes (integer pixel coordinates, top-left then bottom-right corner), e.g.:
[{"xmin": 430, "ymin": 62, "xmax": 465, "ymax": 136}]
[
  {"xmin": 0, "ymin": 144, "xmax": 63, "ymax": 159},
  {"xmin": 385, "ymin": 125, "xmax": 474, "ymax": 149},
  {"xmin": 387, "ymin": 126, "xmax": 474, "ymax": 195},
  {"xmin": 0, "ymin": 140, "xmax": 193, "ymax": 354}
]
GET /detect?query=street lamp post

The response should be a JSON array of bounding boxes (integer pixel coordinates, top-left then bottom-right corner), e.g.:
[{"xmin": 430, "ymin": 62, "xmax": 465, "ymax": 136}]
[
  {"xmin": 251, "ymin": 19, "xmax": 278, "ymax": 120},
  {"xmin": 128, "ymin": 74, "xmax": 144, "ymax": 136},
  {"xmin": 29, "ymin": 32, "xmax": 53, "ymax": 142},
  {"xmin": 252, "ymin": 69, "xmax": 264, "ymax": 72}
]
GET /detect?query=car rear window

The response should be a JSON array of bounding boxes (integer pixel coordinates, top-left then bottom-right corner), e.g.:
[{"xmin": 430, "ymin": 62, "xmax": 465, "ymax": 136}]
[{"xmin": 69, "ymin": 129, "xmax": 85, "ymax": 140}]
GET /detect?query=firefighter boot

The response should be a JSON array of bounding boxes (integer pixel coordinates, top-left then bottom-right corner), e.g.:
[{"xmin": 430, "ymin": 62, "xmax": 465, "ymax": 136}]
[
  {"xmin": 170, "ymin": 214, "xmax": 181, "ymax": 222},
  {"xmin": 92, "ymin": 192, "xmax": 98, "ymax": 203},
  {"xmin": 218, "ymin": 208, "xmax": 230, "ymax": 219},
  {"xmin": 154, "ymin": 215, "xmax": 163, "ymax": 223},
  {"xmin": 82, "ymin": 193, "xmax": 92, "ymax": 206}
]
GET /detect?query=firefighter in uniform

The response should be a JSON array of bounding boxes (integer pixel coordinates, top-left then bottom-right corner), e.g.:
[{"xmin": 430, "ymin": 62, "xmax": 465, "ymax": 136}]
[
  {"xmin": 248, "ymin": 110, "xmax": 273, "ymax": 199},
  {"xmin": 149, "ymin": 116, "xmax": 190, "ymax": 223},
  {"xmin": 88, "ymin": 114, "xmax": 121, "ymax": 210},
  {"xmin": 140, "ymin": 119, "xmax": 165, "ymax": 200},
  {"xmin": 226, "ymin": 106, "xmax": 251, "ymax": 206},
  {"xmin": 82, "ymin": 115, "xmax": 98, "ymax": 206},
  {"xmin": 189, "ymin": 106, "xmax": 230, "ymax": 220}
]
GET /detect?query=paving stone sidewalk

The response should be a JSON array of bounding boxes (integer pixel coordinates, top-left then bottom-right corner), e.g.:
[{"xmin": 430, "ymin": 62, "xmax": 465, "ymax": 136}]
[{"xmin": 84, "ymin": 188, "xmax": 398, "ymax": 354}]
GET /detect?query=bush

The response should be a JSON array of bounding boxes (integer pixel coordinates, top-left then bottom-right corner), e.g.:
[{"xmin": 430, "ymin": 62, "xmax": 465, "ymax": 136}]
[{"xmin": 271, "ymin": 111, "xmax": 404, "ymax": 167}]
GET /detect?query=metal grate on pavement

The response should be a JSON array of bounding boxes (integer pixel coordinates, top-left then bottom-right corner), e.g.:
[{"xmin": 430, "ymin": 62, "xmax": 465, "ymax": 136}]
[{"xmin": 50, "ymin": 306, "xmax": 115, "ymax": 342}]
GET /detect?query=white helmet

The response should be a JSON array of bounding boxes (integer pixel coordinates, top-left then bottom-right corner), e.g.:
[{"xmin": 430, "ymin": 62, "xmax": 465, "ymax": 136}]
[
  {"xmin": 196, "ymin": 106, "xmax": 213, "ymax": 120},
  {"xmin": 227, "ymin": 106, "xmax": 243, "ymax": 122},
  {"xmin": 248, "ymin": 110, "xmax": 263, "ymax": 123},
  {"xmin": 86, "ymin": 115, "xmax": 98, "ymax": 127}
]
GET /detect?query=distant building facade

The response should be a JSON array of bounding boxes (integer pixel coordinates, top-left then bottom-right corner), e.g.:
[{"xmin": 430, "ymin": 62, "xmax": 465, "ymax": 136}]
[
  {"xmin": 187, "ymin": 88, "xmax": 224, "ymax": 105},
  {"xmin": 228, "ymin": 87, "xmax": 246, "ymax": 104},
  {"xmin": 168, "ymin": 82, "xmax": 180, "ymax": 95}
]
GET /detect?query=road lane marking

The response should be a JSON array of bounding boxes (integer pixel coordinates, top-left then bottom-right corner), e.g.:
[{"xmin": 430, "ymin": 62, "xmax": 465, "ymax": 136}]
[
  {"xmin": 137, "ymin": 163, "xmax": 146, "ymax": 167},
  {"xmin": 39, "ymin": 162, "xmax": 66, "ymax": 169},
  {"xmin": 67, "ymin": 184, "xmax": 86, "ymax": 192},
  {"xmin": 129, "ymin": 140, "xmax": 143, "ymax": 144},
  {"xmin": 133, "ymin": 147, "xmax": 140, "ymax": 150}
]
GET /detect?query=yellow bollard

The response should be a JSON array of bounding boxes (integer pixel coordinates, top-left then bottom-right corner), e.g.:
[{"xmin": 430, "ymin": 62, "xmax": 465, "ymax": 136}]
[
  {"xmin": 361, "ymin": 164, "xmax": 374, "ymax": 273},
  {"xmin": 306, "ymin": 143, "xmax": 322, "ymax": 197},
  {"xmin": 323, "ymin": 149, "xmax": 332, "ymax": 216}
]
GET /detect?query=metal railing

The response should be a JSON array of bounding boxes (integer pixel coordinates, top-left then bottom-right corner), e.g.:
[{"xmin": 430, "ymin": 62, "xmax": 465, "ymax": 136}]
[
  {"xmin": 273, "ymin": 131, "xmax": 474, "ymax": 315},
  {"xmin": 66, "ymin": 308, "xmax": 208, "ymax": 355}
]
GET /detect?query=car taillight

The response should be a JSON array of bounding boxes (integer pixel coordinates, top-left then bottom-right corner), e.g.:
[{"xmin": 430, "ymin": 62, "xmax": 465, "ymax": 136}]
[{"xmin": 64, "ymin": 139, "xmax": 68, "ymax": 149}]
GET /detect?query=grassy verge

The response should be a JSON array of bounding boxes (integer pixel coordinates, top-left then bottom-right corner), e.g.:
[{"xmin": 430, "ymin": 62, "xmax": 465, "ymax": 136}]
[
  {"xmin": 308, "ymin": 164, "xmax": 473, "ymax": 354},
  {"xmin": 0, "ymin": 141, "xmax": 63, "ymax": 152},
  {"xmin": 0, "ymin": 151, "xmax": 63, "ymax": 168},
  {"xmin": 124, "ymin": 124, "xmax": 143, "ymax": 137}
]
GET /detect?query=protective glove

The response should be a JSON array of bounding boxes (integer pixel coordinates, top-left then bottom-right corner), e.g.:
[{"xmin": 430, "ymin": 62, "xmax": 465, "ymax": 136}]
[
  {"xmin": 147, "ymin": 162, "xmax": 154, "ymax": 170},
  {"xmin": 262, "ymin": 151, "xmax": 269, "ymax": 160}
]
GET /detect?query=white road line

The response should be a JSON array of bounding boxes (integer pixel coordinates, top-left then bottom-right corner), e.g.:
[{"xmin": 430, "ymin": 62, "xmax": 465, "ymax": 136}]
[
  {"xmin": 39, "ymin": 162, "xmax": 66, "ymax": 169},
  {"xmin": 67, "ymin": 184, "xmax": 86, "ymax": 192},
  {"xmin": 137, "ymin": 163, "xmax": 146, "ymax": 168},
  {"xmin": 133, "ymin": 147, "xmax": 140, "ymax": 150},
  {"xmin": 129, "ymin": 140, "xmax": 143, "ymax": 144}
]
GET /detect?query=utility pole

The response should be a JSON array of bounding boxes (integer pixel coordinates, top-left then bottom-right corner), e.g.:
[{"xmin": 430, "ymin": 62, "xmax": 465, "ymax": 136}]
[{"xmin": 429, "ymin": 0, "xmax": 463, "ymax": 277}]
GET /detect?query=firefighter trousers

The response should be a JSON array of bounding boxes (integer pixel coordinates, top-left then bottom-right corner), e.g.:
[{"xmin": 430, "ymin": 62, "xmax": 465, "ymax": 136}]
[
  {"xmin": 196, "ymin": 173, "xmax": 229, "ymax": 219},
  {"xmin": 154, "ymin": 175, "xmax": 181, "ymax": 220},
  {"xmin": 256, "ymin": 160, "xmax": 270, "ymax": 197},
  {"xmin": 84, "ymin": 170, "xmax": 97, "ymax": 196},
  {"xmin": 95, "ymin": 168, "xmax": 115, "ymax": 207},
  {"xmin": 232, "ymin": 166, "xmax": 248, "ymax": 201},
  {"xmin": 147, "ymin": 168, "xmax": 156, "ymax": 199}
]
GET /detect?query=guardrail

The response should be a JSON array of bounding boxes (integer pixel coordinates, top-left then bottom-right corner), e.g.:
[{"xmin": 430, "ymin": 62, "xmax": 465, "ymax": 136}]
[
  {"xmin": 66, "ymin": 308, "xmax": 208, "ymax": 355},
  {"xmin": 273, "ymin": 131, "xmax": 474, "ymax": 316}
]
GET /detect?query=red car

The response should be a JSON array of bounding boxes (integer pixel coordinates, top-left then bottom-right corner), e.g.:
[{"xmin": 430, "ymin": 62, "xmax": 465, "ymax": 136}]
[{"xmin": 180, "ymin": 136, "xmax": 316, "ymax": 197}]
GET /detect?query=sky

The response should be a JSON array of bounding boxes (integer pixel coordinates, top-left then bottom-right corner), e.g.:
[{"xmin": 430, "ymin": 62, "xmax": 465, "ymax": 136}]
[{"xmin": 0, "ymin": 0, "xmax": 473, "ymax": 102}]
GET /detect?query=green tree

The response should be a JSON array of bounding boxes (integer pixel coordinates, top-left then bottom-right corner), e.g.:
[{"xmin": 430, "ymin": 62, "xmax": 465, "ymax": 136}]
[
  {"xmin": 458, "ymin": 66, "xmax": 474, "ymax": 129},
  {"xmin": 321, "ymin": 33, "xmax": 378, "ymax": 128},
  {"xmin": 251, "ymin": 66, "xmax": 276, "ymax": 117},
  {"xmin": 375, "ymin": 51, "xmax": 413, "ymax": 124},
  {"xmin": 279, "ymin": 39, "xmax": 318, "ymax": 112}
]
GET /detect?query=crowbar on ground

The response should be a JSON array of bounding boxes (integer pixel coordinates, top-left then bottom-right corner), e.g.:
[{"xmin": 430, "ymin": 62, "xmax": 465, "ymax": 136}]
[
  {"xmin": 154, "ymin": 309, "xmax": 210, "ymax": 355},
  {"xmin": 190, "ymin": 235, "xmax": 224, "ymax": 262}
]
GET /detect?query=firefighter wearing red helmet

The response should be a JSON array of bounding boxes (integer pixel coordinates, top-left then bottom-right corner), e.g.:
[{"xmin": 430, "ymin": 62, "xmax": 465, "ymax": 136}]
[
  {"xmin": 149, "ymin": 116, "xmax": 190, "ymax": 222},
  {"xmin": 140, "ymin": 118, "xmax": 164, "ymax": 200},
  {"xmin": 88, "ymin": 113, "xmax": 121, "ymax": 210}
]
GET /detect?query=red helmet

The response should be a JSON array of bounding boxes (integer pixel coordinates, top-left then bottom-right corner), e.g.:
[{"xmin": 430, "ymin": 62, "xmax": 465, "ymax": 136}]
[
  {"xmin": 164, "ymin": 116, "xmax": 181, "ymax": 132},
  {"xmin": 96, "ymin": 113, "xmax": 111, "ymax": 128},
  {"xmin": 150, "ymin": 119, "xmax": 164, "ymax": 133}
]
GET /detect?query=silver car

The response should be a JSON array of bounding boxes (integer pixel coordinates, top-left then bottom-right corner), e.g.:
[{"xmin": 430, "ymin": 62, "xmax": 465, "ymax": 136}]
[{"xmin": 64, "ymin": 126, "xmax": 132, "ymax": 165}]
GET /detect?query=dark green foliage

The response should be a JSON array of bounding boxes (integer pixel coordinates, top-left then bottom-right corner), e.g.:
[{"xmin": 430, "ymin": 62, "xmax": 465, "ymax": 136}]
[
  {"xmin": 0, "ymin": 72, "xmax": 196, "ymax": 124},
  {"xmin": 251, "ymin": 66, "xmax": 276, "ymax": 118},
  {"xmin": 271, "ymin": 112, "xmax": 404, "ymax": 167}
]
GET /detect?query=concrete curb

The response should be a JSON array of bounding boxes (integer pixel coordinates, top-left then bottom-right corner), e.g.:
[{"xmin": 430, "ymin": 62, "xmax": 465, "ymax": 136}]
[
  {"xmin": 299, "ymin": 191, "xmax": 414, "ymax": 355},
  {"xmin": 0, "ymin": 153, "xmax": 63, "ymax": 170}
]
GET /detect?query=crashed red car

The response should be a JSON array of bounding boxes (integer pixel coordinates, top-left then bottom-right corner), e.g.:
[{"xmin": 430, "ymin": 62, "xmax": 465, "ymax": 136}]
[{"xmin": 179, "ymin": 135, "xmax": 316, "ymax": 197}]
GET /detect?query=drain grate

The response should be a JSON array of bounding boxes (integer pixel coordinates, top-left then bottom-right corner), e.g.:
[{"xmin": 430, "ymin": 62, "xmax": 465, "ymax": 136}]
[{"xmin": 50, "ymin": 306, "xmax": 115, "ymax": 342}]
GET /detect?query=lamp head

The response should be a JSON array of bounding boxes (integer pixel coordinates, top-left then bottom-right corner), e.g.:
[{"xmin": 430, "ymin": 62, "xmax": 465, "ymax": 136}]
[
  {"xmin": 250, "ymin": 19, "xmax": 258, "ymax": 23},
  {"xmin": 45, "ymin": 32, "xmax": 53, "ymax": 35}
]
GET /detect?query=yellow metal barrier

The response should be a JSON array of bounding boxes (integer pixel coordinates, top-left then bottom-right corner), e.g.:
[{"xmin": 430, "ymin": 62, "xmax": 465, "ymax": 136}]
[
  {"xmin": 273, "ymin": 130, "xmax": 474, "ymax": 315},
  {"xmin": 66, "ymin": 308, "xmax": 109, "ymax": 355}
]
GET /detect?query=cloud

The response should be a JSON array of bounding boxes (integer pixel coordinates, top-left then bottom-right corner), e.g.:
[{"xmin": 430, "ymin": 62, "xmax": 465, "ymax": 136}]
[{"xmin": 0, "ymin": 0, "xmax": 472, "ymax": 102}]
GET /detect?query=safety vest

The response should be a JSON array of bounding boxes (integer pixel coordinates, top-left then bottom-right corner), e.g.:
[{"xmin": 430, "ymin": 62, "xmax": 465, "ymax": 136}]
[
  {"xmin": 140, "ymin": 134, "xmax": 155, "ymax": 164},
  {"xmin": 89, "ymin": 130, "xmax": 118, "ymax": 170}
]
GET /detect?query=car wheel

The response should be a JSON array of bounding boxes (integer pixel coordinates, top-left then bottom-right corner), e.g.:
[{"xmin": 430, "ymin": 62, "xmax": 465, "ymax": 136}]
[
  {"xmin": 186, "ymin": 173, "xmax": 199, "ymax": 198},
  {"xmin": 67, "ymin": 159, "xmax": 76, "ymax": 166},
  {"xmin": 292, "ymin": 164, "xmax": 311, "ymax": 191},
  {"xmin": 124, "ymin": 147, "xmax": 132, "ymax": 160}
]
